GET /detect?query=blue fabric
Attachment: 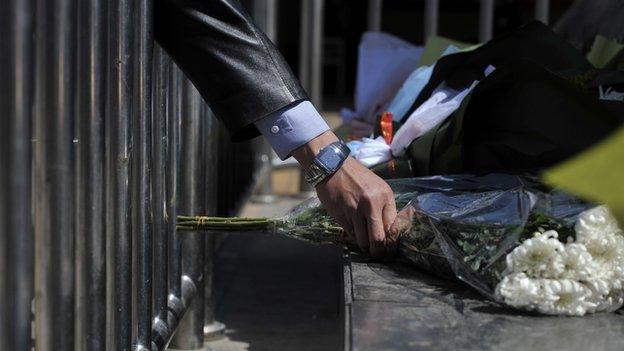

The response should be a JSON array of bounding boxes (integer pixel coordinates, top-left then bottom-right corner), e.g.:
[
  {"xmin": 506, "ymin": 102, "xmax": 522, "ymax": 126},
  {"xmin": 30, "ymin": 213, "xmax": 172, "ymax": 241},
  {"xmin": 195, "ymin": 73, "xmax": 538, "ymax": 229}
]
[
  {"xmin": 386, "ymin": 45, "xmax": 461, "ymax": 121},
  {"xmin": 255, "ymin": 100, "xmax": 330, "ymax": 160}
]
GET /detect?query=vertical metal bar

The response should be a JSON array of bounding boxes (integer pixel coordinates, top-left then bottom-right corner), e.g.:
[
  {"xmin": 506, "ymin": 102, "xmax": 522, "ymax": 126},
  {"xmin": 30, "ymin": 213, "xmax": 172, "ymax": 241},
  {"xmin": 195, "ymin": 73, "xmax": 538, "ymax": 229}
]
[
  {"xmin": 253, "ymin": 0, "xmax": 278, "ymax": 42},
  {"xmin": 0, "ymin": 0, "xmax": 35, "ymax": 349},
  {"xmin": 0, "ymin": 55, "xmax": 5, "ymax": 350},
  {"xmin": 203, "ymin": 102, "xmax": 216, "ymax": 326},
  {"xmin": 250, "ymin": 0, "xmax": 277, "ymax": 203},
  {"xmin": 167, "ymin": 64, "xmax": 183, "ymax": 299},
  {"xmin": 105, "ymin": 0, "xmax": 134, "ymax": 349},
  {"xmin": 367, "ymin": 0, "xmax": 382, "ymax": 32},
  {"xmin": 131, "ymin": 0, "xmax": 154, "ymax": 348},
  {"xmin": 151, "ymin": 45, "xmax": 171, "ymax": 351},
  {"xmin": 535, "ymin": 0, "xmax": 550, "ymax": 24},
  {"xmin": 34, "ymin": 0, "xmax": 77, "ymax": 349},
  {"xmin": 164, "ymin": 63, "xmax": 184, "ymax": 346},
  {"xmin": 202, "ymin": 105, "xmax": 226, "ymax": 340},
  {"xmin": 479, "ymin": 0, "xmax": 494, "ymax": 42},
  {"xmin": 424, "ymin": 0, "xmax": 439, "ymax": 40},
  {"xmin": 298, "ymin": 0, "xmax": 325, "ymax": 193},
  {"xmin": 310, "ymin": 0, "xmax": 325, "ymax": 109},
  {"xmin": 75, "ymin": 0, "xmax": 107, "ymax": 349},
  {"xmin": 170, "ymin": 80, "xmax": 207, "ymax": 350},
  {"xmin": 299, "ymin": 0, "xmax": 311, "ymax": 92}
]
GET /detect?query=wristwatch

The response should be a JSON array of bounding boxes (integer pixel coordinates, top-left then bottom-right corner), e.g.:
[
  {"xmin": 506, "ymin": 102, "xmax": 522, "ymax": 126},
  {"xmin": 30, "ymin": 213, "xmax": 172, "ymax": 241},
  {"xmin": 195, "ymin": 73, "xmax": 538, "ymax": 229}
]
[{"xmin": 304, "ymin": 141, "xmax": 351, "ymax": 187}]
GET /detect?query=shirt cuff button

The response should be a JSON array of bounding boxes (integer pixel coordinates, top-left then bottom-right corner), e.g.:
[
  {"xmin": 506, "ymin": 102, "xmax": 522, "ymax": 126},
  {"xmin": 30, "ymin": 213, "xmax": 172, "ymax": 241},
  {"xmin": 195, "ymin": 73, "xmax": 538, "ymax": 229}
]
[{"xmin": 270, "ymin": 125, "xmax": 280, "ymax": 134}]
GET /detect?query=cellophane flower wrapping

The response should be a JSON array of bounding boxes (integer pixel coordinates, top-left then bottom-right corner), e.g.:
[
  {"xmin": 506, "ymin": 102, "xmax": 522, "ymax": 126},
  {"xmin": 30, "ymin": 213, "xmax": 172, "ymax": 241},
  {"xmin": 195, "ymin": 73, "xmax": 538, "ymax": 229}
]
[{"xmin": 278, "ymin": 174, "xmax": 624, "ymax": 316}]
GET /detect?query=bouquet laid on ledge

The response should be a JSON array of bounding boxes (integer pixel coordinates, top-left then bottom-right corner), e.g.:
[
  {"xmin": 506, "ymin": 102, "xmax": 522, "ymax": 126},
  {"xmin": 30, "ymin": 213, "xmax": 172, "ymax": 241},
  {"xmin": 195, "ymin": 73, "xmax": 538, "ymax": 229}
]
[{"xmin": 178, "ymin": 174, "xmax": 624, "ymax": 316}]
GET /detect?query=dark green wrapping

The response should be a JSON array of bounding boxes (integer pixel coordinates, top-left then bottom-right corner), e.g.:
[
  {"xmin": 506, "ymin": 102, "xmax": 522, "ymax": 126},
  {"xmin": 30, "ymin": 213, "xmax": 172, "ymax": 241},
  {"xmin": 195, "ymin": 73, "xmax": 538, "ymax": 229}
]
[{"xmin": 408, "ymin": 61, "xmax": 623, "ymax": 176}]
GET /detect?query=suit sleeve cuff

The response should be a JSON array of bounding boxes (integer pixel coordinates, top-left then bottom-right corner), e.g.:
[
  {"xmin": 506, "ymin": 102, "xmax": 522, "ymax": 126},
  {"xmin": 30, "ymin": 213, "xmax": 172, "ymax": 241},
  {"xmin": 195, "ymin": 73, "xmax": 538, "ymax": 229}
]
[{"xmin": 255, "ymin": 100, "xmax": 330, "ymax": 160}]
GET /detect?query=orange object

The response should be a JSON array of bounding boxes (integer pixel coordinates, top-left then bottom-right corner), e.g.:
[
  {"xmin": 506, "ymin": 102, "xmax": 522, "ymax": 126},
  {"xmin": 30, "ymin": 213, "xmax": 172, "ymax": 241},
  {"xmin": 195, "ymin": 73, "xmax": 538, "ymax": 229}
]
[{"xmin": 380, "ymin": 112, "xmax": 394, "ymax": 145}]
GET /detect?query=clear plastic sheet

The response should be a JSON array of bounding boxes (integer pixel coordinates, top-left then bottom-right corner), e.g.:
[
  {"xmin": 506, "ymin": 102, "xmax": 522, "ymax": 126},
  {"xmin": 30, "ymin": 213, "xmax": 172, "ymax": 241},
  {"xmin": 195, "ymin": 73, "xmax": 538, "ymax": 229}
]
[{"xmin": 386, "ymin": 174, "xmax": 595, "ymax": 299}]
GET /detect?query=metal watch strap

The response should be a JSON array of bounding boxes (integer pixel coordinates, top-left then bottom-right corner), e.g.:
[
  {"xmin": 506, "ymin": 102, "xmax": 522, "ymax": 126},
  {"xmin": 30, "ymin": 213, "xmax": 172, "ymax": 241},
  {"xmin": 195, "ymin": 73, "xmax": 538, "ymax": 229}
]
[
  {"xmin": 304, "ymin": 163, "xmax": 326, "ymax": 187},
  {"xmin": 303, "ymin": 141, "xmax": 350, "ymax": 187}
]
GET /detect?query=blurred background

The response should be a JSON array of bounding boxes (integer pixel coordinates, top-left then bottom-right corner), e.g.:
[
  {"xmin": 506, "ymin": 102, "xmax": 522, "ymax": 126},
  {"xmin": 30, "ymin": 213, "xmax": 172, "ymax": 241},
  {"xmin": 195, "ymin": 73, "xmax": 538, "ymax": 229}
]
[{"xmin": 245, "ymin": 0, "xmax": 584, "ymax": 196}]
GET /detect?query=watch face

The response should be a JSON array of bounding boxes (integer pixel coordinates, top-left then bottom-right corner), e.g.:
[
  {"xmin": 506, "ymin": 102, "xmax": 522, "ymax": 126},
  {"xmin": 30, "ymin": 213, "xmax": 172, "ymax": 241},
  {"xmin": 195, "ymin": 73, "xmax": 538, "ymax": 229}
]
[{"xmin": 318, "ymin": 146, "xmax": 343, "ymax": 171}]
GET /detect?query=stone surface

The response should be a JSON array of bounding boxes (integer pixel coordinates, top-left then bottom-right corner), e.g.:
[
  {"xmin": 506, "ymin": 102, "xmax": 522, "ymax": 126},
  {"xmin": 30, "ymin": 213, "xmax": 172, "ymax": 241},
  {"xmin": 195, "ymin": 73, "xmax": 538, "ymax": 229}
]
[{"xmin": 345, "ymin": 254, "xmax": 624, "ymax": 351}]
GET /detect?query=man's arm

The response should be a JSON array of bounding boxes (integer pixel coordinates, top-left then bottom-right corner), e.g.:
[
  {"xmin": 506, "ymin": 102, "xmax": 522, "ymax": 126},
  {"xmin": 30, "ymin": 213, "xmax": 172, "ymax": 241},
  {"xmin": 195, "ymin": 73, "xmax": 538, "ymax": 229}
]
[
  {"xmin": 154, "ymin": 0, "xmax": 307, "ymax": 141},
  {"xmin": 155, "ymin": 0, "xmax": 397, "ymax": 256}
]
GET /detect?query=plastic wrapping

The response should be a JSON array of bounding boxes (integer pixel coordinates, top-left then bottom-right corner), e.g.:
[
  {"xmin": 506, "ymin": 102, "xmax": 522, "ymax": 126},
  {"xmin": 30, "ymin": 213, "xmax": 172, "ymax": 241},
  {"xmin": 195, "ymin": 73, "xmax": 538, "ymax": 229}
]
[
  {"xmin": 280, "ymin": 174, "xmax": 624, "ymax": 315},
  {"xmin": 385, "ymin": 174, "xmax": 593, "ymax": 296}
]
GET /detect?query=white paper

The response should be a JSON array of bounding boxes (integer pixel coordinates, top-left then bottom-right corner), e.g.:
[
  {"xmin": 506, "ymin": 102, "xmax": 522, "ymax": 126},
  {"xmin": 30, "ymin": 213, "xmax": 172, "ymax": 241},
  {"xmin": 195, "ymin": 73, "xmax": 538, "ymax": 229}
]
[
  {"xmin": 347, "ymin": 136, "xmax": 392, "ymax": 168},
  {"xmin": 390, "ymin": 65, "xmax": 496, "ymax": 157},
  {"xmin": 342, "ymin": 32, "xmax": 423, "ymax": 124},
  {"xmin": 390, "ymin": 82, "xmax": 476, "ymax": 157}
]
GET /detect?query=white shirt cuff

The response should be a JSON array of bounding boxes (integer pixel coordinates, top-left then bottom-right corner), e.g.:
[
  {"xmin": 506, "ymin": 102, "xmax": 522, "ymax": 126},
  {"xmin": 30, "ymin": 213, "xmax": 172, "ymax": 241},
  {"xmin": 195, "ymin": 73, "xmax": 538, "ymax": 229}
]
[{"xmin": 255, "ymin": 100, "xmax": 330, "ymax": 160}]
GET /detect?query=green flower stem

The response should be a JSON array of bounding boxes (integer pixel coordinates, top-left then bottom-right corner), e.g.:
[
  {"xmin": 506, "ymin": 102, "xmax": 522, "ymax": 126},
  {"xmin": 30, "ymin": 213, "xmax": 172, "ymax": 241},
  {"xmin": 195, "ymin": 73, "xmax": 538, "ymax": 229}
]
[
  {"xmin": 176, "ymin": 215, "xmax": 350, "ymax": 244},
  {"xmin": 177, "ymin": 215, "xmax": 268, "ymax": 223},
  {"xmin": 176, "ymin": 215, "xmax": 272, "ymax": 231}
]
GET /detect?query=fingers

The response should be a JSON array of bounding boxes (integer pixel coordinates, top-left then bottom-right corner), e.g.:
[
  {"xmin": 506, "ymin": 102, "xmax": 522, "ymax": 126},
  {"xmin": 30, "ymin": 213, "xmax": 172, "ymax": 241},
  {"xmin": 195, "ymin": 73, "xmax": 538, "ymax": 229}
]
[
  {"xmin": 335, "ymin": 215, "xmax": 355, "ymax": 243},
  {"xmin": 357, "ymin": 193, "xmax": 387, "ymax": 258},
  {"xmin": 366, "ymin": 211, "xmax": 386, "ymax": 258},
  {"xmin": 388, "ymin": 203, "xmax": 416, "ymax": 238},
  {"xmin": 382, "ymin": 191, "xmax": 397, "ymax": 241},
  {"xmin": 382, "ymin": 191, "xmax": 397, "ymax": 232},
  {"xmin": 352, "ymin": 215, "xmax": 369, "ymax": 252}
]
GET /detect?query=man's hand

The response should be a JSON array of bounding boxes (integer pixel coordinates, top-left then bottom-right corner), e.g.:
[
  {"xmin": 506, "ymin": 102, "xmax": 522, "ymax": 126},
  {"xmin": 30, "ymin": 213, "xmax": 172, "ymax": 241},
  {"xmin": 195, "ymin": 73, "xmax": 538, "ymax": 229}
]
[{"xmin": 292, "ymin": 131, "xmax": 397, "ymax": 258}]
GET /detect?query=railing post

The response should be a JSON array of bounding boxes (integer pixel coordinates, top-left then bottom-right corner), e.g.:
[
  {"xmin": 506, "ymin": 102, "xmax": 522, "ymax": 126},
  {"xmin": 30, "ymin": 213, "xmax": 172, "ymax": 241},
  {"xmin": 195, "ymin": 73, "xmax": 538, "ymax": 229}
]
[
  {"xmin": 164, "ymin": 62, "xmax": 188, "ymax": 349},
  {"xmin": 170, "ymin": 79, "xmax": 207, "ymax": 350},
  {"xmin": 424, "ymin": 0, "xmax": 439, "ymax": 40},
  {"xmin": 75, "ymin": 0, "xmax": 107, "ymax": 349},
  {"xmin": 299, "ymin": 1, "xmax": 311, "ymax": 94},
  {"xmin": 479, "ymin": 0, "xmax": 494, "ymax": 42},
  {"xmin": 202, "ymin": 104, "xmax": 226, "ymax": 340},
  {"xmin": 368, "ymin": 0, "xmax": 383, "ymax": 32},
  {"xmin": 299, "ymin": 0, "xmax": 325, "ymax": 109},
  {"xmin": 535, "ymin": 0, "xmax": 550, "ymax": 24},
  {"xmin": 310, "ymin": 0, "xmax": 325, "ymax": 109},
  {"xmin": 251, "ymin": 0, "xmax": 278, "ymax": 204},
  {"xmin": 298, "ymin": 0, "xmax": 325, "ymax": 193},
  {"xmin": 33, "ymin": 0, "xmax": 77, "ymax": 349},
  {"xmin": 253, "ymin": 0, "xmax": 278, "ymax": 42},
  {"xmin": 105, "ymin": 0, "xmax": 135, "ymax": 349},
  {"xmin": 151, "ymin": 45, "xmax": 172, "ymax": 351},
  {"xmin": 131, "ymin": 0, "xmax": 154, "ymax": 349},
  {"xmin": 0, "ymin": 0, "xmax": 36, "ymax": 349}
]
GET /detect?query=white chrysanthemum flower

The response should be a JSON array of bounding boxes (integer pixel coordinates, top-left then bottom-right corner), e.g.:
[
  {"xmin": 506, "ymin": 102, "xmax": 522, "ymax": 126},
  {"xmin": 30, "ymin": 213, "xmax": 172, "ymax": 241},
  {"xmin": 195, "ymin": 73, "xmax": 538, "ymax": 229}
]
[
  {"xmin": 496, "ymin": 274, "xmax": 594, "ymax": 316},
  {"xmin": 495, "ymin": 272, "xmax": 545, "ymax": 308},
  {"xmin": 497, "ymin": 206, "xmax": 624, "ymax": 315},
  {"xmin": 506, "ymin": 230, "xmax": 565, "ymax": 278},
  {"xmin": 585, "ymin": 278, "xmax": 612, "ymax": 296},
  {"xmin": 581, "ymin": 233, "xmax": 624, "ymax": 293},
  {"xmin": 534, "ymin": 279, "xmax": 594, "ymax": 316},
  {"xmin": 583, "ymin": 233, "xmax": 624, "ymax": 266},
  {"xmin": 575, "ymin": 205, "xmax": 624, "ymax": 244},
  {"xmin": 560, "ymin": 243, "xmax": 597, "ymax": 280},
  {"xmin": 586, "ymin": 287, "xmax": 624, "ymax": 313}
]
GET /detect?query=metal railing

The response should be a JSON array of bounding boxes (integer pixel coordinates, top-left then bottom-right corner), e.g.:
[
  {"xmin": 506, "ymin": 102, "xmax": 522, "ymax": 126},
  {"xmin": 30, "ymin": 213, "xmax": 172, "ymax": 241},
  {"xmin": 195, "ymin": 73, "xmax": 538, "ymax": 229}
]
[
  {"xmin": 366, "ymin": 0, "xmax": 551, "ymax": 41},
  {"xmin": 0, "ymin": 0, "xmax": 263, "ymax": 350}
]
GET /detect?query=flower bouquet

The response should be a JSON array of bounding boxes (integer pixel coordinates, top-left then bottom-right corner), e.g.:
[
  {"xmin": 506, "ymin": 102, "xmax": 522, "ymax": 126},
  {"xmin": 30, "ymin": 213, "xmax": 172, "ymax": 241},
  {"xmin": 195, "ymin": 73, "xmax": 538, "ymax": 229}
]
[{"xmin": 178, "ymin": 174, "xmax": 624, "ymax": 316}]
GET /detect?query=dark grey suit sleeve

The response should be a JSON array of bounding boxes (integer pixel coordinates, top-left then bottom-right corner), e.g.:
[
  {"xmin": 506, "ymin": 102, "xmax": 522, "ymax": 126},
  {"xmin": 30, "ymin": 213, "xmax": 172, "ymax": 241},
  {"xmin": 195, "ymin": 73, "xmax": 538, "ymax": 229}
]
[{"xmin": 154, "ymin": 0, "xmax": 308, "ymax": 141}]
